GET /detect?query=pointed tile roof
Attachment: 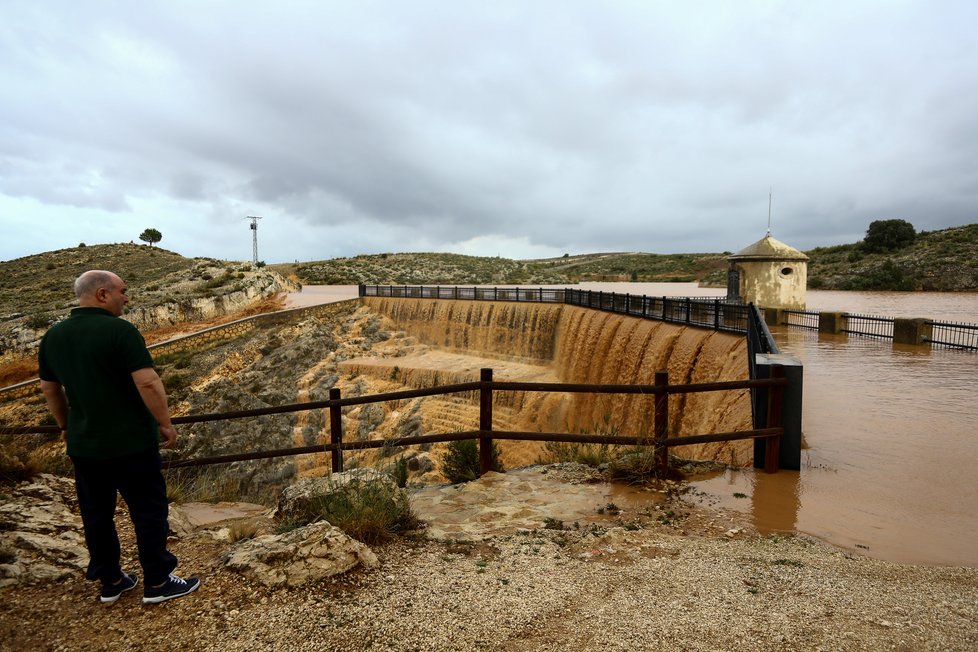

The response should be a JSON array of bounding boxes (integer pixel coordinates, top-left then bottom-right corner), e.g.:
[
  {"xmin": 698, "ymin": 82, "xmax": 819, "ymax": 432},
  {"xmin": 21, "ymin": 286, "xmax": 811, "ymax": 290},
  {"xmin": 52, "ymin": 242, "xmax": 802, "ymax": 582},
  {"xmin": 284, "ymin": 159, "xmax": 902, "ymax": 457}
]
[{"xmin": 728, "ymin": 234, "xmax": 809, "ymax": 261}]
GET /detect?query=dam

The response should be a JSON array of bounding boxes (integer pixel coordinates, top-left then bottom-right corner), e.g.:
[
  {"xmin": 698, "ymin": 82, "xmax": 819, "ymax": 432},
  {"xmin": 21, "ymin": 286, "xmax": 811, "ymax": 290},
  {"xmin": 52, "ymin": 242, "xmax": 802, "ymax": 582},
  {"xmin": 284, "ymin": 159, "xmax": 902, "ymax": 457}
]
[
  {"xmin": 337, "ymin": 282, "xmax": 978, "ymax": 567},
  {"xmin": 344, "ymin": 296, "xmax": 756, "ymax": 469}
]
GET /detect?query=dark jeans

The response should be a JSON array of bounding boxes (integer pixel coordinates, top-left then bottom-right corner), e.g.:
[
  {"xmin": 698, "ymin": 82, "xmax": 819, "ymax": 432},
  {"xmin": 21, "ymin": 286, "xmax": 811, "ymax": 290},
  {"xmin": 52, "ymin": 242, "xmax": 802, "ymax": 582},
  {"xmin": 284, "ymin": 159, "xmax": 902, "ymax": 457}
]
[{"xmin": 71, "ymin": 448, "xmax": 177, "ymax": 586}]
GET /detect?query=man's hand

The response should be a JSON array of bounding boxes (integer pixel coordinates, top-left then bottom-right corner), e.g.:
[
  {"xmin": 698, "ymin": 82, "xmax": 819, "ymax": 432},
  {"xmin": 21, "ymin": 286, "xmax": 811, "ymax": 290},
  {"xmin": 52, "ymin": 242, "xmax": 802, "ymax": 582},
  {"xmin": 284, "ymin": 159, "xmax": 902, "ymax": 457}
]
[
  {"xmin": 159, "ymin": 425, "xmax": 178, "ymax": 449},
  {"xmin": 131, "ymin": 367, "xmax": 178, "ymax": 447}
]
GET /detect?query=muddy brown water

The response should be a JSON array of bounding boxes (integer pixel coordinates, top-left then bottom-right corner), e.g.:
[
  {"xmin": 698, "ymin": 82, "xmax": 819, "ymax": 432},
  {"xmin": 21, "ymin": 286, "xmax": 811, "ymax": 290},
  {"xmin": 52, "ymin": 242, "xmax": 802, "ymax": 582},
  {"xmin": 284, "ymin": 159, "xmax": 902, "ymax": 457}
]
[
  {"xmin": 591, "ymin": 284, "xmax": 978, "ymax": 567},
  {"xmin": 289, "ymin": 283, "xmax": 978, "ymax": 567}
]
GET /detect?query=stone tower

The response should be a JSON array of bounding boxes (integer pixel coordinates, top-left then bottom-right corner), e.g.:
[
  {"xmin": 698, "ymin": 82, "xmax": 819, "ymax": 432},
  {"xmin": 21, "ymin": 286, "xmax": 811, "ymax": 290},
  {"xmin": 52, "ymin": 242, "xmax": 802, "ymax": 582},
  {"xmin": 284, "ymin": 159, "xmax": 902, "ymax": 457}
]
[{"xmin": 726, "ymin": 234, "xmax": 809, "ymax": 310}]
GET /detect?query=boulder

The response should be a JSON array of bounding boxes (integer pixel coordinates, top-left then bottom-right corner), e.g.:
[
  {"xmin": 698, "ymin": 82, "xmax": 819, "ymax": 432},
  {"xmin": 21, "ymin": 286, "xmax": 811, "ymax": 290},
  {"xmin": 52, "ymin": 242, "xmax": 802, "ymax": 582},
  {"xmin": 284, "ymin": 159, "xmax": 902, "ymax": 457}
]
[
  {"xmin": 406, "ymin": 452, "xmax": 435, "ymax": 474},
  {"xmin": 167, "ymin": 503, "xmax": 196, "ymax": 538},
  {"xmin": 0, "ymin": 474, "xmax": 87, "ymax": 588},
  {"xmin": 276, "ymin": 468, "xmax": 402, "ymax": 521},
  {"xmin": 222, "ymin": 521, "xmax": 377, "ymax": 587}
]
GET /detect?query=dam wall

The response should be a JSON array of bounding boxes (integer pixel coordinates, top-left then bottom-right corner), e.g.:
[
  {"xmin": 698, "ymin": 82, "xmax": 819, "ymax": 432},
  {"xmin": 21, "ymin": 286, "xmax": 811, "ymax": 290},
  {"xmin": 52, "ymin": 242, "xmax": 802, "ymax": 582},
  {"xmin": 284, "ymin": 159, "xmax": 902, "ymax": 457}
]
[{"xmin": 362, "ymin": 297, "xmax": 752, "ymax": 463}]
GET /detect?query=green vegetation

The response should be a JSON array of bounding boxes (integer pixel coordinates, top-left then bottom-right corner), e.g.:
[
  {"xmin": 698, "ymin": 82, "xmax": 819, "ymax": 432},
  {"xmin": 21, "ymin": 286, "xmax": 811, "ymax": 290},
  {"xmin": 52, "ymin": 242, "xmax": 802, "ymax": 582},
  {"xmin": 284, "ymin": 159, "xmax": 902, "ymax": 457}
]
[
  {"xmin": 0, "ymin": 243, "xmax": 195, "ymax": 321},
  {"xmin": 275, "ymin": 223, "xmax": 978, "ymax": 292},
  {"xmin": 0, "ymin": 438, "xmax": 72, "ymax": 485},
  {"xmin": 274, "ymin": 251, "xmax": 728, "ymax": 286},
  {"xmin": 164, "ymin": 466, "xmax": 269, "ymax": 505},
  {"xmin": 281, "ymin": 476, "xmax": 419, "ymax": 544},
  {"xmin": 807, "ymin": 223, "xmax": 978, "ymax": 291},
  {"xmin": 441, "ymin": 439, "xmax": 503, "ymax": 484},
  {"xmin": 538, "ymin": 440, "xmax": 620, "ymax": 467},
  {"xmin": 863, "ymin": 219, "xmax": 916, "ymax": 253},
  {"xmin": 138, "ymin": 228, "xmax": 163, "ymax": 247}
]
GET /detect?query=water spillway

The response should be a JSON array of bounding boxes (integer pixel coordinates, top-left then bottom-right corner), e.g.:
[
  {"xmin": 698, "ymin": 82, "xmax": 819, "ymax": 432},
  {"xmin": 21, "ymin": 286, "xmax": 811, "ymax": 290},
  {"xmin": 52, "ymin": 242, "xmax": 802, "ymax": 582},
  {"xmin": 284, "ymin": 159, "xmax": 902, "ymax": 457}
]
[{"xmin": 358, "ymin": 297, "xmax": 753, "ymax": 465}]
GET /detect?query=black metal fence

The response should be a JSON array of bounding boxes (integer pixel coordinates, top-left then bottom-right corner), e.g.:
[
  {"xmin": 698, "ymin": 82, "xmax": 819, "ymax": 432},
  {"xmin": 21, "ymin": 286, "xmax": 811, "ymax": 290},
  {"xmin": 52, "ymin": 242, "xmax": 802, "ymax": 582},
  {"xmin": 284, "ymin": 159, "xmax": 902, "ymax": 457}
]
[
  {"xmin": 774, "ymin": 307, "xmax": 978, "ymax": 351},
  {"xmin": 926, "ymin": 320, "xmax": 978, "ymax": 350},
  {"xmin": 781, "ymin": 309, "xmax": 819, "ymax": 330},
  {"xmin": 360, "ymin": 285, "xmax": 753, "ymax": 336},
  {"xmin": 842, "ymin": 313, "xmax": 895, "ymax": 339}
]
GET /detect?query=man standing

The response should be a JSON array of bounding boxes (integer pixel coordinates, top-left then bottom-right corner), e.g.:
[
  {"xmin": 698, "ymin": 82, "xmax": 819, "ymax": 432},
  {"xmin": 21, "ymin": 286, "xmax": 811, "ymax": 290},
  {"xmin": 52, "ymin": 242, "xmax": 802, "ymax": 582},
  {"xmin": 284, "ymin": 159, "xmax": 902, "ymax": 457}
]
[{"xmin": 38, "ymin": 270, "xmax": 200, "ymax": 605}]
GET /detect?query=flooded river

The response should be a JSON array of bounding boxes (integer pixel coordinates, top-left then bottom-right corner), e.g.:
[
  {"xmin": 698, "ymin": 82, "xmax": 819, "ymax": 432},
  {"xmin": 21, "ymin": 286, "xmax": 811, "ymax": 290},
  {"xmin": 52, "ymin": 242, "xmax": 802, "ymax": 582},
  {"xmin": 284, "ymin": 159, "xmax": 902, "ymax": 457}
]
[{"xmin": 630, "ymin": 284, "xmax": 978, "ymax": 567}]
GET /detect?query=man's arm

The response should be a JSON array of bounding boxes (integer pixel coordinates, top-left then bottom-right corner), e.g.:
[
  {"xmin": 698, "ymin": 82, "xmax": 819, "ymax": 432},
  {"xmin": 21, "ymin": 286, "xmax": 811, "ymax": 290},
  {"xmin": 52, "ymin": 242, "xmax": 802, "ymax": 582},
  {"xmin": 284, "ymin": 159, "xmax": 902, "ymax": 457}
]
[
  {"xmin": 39, "ymin": 380, "xmax": 69, "ymax": 443},
  {"xmin": 131, "ymin": 367, "xmax": 178, "ymax": 449}
]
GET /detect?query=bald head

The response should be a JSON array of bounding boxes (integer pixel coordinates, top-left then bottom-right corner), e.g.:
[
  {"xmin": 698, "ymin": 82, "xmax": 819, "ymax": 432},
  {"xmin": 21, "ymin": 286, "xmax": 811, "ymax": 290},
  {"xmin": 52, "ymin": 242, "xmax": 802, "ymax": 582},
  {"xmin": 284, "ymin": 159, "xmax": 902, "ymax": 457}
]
[
  {"xmin": 74, "ymin": 270, "xmax": 120, "ymax": 300},
  {"xmin": 74, "ymin": 270, "xmax": 129, "ymax": 315}
]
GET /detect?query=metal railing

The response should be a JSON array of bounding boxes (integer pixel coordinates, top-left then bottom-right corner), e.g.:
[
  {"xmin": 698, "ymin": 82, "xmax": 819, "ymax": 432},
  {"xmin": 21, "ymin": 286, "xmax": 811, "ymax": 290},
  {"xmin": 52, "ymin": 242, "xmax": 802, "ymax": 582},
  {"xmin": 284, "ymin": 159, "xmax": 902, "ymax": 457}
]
[
  {"xmin": 360, "ymin": 285, "xmax": 753, "ymax": 336},
  {"xmin": 842, "ymin": 312, "xmax": 895, "ymax": 339},
  {"xmin": 781, "ymin": 309, "xmax": 819, "ymax": 330},
  {"xmin": 775, "ymin": 307, "xmax": 978, "ymax": 351},
  {"xmin": 925, "ymin": 320, "xmax": 978, "ymax": 350}
]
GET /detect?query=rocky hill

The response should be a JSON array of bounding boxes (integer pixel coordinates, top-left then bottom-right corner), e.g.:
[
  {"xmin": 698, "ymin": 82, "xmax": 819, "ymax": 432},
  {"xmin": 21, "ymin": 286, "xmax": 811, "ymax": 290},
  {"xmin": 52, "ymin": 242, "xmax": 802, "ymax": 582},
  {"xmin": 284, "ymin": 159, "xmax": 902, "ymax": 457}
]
[
  {"xmin": 804, "ymin": 223, "xmax": 978, "ymax": 291},
  {"xmin": 276, "ymin": 223, "xmax": 978, "ymax": 291},
  {"xmin": 275, "ymin": 251, "xmax": 729, "ymax": 286},
  {"xmin": 0, "ymin": 243, "xmax": 299, "ymax": 367}
]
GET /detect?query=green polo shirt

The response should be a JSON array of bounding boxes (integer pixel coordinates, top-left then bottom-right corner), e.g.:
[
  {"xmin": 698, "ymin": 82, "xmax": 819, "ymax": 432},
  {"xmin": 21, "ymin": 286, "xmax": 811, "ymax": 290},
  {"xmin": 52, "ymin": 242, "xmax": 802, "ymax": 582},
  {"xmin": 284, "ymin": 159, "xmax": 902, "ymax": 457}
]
[{"xmin": 38, "ymin": 307, "xmax": 160, "ymax": 458}]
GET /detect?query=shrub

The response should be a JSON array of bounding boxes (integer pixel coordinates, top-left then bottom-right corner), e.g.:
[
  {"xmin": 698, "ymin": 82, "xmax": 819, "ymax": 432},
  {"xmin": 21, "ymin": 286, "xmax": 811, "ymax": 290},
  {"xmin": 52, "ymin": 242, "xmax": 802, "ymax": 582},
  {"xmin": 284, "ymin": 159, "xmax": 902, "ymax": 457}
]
[
  {"xmin": 163, "ymin": 372, "xmax": 188, "ymax": 391},
  {"xmin": 0, "ymin": 440, "xmax": 72, "ymax": 485},
  {"xmin": 290, "ymin": 477, "xmax": 418, "ymax": 544},
  {"xmin": 228, "ymin": 520, "xmax": 260, "ymax": 543},
  {"xmin": 164, "ymin": 466, "xmax": 266, "ymax": 504},
  {"xmin": 441, "ymin": 439, "xmax": 503, "ymax": 484},
  {"xmin": 25, "ymin": 315, "xmax": 51, "ymax": 330},
  {"xmin": 607, "ymin": 446, "xmax": 669, "ymax": 483},
  {"xmin": 392, "ymin": 456, "xmax": 408, "ymax": 488},
  {"xmin": 841, "ymin": 259, "xmax": 915, "ymax": 291},
  {"xmin": 863, "ymin": 219, "xmax": 916, "ymax": 253},
  {"xmin": 538, "ymin": 441, "xmax": 619, "ymax": 466}
]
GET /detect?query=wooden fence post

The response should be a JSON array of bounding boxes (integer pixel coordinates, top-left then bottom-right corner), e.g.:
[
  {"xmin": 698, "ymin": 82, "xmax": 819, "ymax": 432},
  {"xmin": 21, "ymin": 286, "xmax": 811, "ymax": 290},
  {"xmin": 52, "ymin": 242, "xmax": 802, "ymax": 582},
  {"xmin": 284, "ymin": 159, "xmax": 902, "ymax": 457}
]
[
  {"xmin": 654, "ymin": 370, "xmax": 669, "ymax": 474},
  {"xmin": 479, "ymin": 368, "xmax": 493, "ymax": 476},
  {"xmin": 329, "ymin": 387, "xmax": 343, "ymax": 473},
  {"xmin": 764, "ymin": 365, "xmax": 784, "ymax": 473}
]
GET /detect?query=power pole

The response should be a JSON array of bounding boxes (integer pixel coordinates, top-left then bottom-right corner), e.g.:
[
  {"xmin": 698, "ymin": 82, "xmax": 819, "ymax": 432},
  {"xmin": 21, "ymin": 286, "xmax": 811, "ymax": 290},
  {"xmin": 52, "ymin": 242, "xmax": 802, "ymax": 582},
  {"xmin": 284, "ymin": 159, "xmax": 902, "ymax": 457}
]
[{"xmin": 246, "ymin": 216, "xmax": 263, "ymax": 264}]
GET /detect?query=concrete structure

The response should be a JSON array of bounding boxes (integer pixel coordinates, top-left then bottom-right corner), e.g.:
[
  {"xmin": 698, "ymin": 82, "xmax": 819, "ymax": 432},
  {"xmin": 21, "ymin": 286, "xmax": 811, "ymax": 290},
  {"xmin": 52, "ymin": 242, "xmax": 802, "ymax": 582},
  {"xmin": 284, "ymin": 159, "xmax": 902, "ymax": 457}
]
[{"xmin": 727, "ymin": 234, "xmax": 809, "ymax": 310}]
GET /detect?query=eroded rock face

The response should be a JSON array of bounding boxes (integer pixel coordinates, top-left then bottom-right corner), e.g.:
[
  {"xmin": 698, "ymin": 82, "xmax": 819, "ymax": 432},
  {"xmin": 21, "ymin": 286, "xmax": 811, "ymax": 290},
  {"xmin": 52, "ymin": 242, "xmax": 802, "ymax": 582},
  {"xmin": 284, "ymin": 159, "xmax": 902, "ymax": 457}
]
[
  {"xmin": 222, "ymin": 521, "xmax": 378, "ymax": 588},
  {"xmin": 0, "ymin": 474, "xmax": 87, "ymax": 588}
]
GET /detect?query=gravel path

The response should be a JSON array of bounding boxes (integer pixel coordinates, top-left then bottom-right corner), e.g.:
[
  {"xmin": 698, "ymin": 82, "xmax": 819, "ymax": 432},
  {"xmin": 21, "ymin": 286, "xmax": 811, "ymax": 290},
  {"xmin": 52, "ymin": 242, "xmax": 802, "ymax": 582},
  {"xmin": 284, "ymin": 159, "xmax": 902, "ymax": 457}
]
[{"xmin": 3, "ymin": 523, "xmax": 977, "ymax": 651}]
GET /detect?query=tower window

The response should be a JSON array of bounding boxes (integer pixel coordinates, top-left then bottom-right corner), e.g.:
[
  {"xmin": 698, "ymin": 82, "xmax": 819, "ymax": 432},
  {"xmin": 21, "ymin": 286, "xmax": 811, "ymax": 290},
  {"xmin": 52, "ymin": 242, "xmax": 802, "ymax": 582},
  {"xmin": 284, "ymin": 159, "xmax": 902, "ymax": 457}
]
[{"xmin": 780, "ymin": 267, "xmax": 794, "ymax": 276}]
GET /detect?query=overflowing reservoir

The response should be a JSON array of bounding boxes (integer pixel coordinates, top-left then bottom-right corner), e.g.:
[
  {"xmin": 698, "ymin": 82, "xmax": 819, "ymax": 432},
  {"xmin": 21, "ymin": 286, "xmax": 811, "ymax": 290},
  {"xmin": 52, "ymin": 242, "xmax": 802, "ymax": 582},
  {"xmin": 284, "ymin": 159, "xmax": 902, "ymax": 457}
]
[{"xmin": 288, "ymin": 283, "xmax": 978, "ymax": 566}]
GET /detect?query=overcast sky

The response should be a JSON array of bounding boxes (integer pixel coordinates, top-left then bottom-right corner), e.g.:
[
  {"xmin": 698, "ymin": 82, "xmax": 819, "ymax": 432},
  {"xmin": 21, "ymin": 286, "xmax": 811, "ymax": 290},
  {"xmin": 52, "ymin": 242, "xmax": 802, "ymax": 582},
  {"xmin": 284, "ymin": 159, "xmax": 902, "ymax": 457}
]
[{"xmin": 2, "ymin": 1, "xmax": 976, "ymax": 264}]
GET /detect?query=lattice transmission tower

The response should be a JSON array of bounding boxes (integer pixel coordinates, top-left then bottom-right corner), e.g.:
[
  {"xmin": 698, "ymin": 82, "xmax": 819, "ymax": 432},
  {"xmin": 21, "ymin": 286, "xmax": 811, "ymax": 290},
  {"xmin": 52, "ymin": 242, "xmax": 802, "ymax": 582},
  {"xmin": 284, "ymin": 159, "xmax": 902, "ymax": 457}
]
[{"xmin": 246, "ymin": 215, "xmax": 263, "ymax": 264}]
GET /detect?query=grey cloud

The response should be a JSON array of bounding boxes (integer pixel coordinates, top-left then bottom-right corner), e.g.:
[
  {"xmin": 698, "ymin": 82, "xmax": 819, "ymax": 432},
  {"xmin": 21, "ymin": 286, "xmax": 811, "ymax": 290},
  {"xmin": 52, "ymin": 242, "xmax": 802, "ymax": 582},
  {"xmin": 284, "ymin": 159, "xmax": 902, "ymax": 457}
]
[{"xmin": 1, "ymin": 1, "xmax": 976, "ymax": 263}]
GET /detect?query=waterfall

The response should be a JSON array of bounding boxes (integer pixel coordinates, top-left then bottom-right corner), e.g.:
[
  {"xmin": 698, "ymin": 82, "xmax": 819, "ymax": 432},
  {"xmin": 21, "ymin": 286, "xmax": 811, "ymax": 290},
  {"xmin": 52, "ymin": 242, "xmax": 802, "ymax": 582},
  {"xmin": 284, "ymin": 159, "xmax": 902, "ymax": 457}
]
[{"xmin": 360, "ymin": 297, "xmax": 752, "ymax": 465}]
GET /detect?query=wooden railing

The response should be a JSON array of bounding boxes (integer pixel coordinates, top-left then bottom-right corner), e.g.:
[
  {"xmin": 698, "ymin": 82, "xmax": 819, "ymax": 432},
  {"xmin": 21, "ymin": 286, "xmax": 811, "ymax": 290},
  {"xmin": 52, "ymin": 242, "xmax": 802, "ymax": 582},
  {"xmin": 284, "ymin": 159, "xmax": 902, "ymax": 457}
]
[{"xmin": 4, "ymin": 366, "xmax": 789, "ymax": 475}]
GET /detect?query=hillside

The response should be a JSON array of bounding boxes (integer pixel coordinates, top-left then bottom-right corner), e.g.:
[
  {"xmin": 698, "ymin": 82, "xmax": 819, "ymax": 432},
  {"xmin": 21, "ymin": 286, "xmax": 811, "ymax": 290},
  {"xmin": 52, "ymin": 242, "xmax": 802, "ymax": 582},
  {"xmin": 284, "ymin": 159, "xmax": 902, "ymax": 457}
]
[
  {"xmin": 0, "ymin": 243, "xmax": 298, "ymax": 384},
  {"xmin": 274, "ymin": 251, "xmax": 729, "ymax": 286},
  {"xmin": 277, "ymin": 223, "xmax": 978, "ymax": 292},
  {"xmin": 804, "ymin": 223, "xmax": 978, "ymax": 291}
]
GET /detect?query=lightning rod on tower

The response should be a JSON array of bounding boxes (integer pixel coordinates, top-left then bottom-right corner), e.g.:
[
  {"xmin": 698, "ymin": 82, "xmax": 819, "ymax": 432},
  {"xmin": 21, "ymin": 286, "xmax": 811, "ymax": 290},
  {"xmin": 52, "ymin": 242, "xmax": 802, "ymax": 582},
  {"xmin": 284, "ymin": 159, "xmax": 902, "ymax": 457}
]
[
  {"xmin": 767, "ymin": 188, "xmax": 773, "ymax": 236},
  {"xmin": 246, "ymin": 215, "xmax": 263, "ymax": 264}
]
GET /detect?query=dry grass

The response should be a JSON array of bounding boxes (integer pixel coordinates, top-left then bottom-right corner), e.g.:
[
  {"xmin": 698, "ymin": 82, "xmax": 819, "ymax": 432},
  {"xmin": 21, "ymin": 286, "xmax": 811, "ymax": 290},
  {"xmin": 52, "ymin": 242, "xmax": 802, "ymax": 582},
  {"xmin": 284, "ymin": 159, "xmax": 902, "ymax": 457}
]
[
  {"xmin": 141, "ymin": 293, "xmax": 286, "ymax": 345},
  {"xmin": 0, "ymin": 357, "xmax": 37, "ymax": 388}
]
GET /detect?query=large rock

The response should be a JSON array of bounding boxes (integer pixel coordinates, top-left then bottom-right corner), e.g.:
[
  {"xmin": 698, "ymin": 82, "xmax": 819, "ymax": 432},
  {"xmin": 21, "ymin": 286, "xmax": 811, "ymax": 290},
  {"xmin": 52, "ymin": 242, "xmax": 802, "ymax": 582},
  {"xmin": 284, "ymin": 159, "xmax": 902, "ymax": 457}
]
[
  {"xmin": 276, "ymin": 468, "xmax": 402, "ymax": 521},
  {"xmin": 0, "ymin": 474, "xmax": 87, "ymax": 588},
  {"xmin": 222, "ymin": 521, "xmax": 377, "ymax": 587}
]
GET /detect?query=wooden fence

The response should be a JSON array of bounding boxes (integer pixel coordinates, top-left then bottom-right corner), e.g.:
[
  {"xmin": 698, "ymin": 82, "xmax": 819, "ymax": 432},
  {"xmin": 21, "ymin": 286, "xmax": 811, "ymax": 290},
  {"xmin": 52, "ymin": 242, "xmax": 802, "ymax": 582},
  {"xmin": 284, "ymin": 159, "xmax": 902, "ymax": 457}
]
[{"xmin": 4, "ymin": 366, "xmax": 788, "ymax": 475}]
